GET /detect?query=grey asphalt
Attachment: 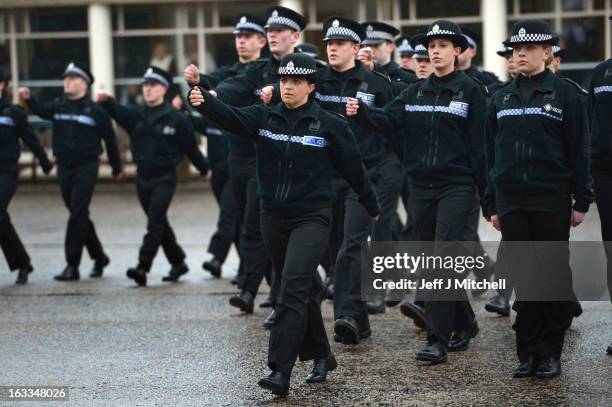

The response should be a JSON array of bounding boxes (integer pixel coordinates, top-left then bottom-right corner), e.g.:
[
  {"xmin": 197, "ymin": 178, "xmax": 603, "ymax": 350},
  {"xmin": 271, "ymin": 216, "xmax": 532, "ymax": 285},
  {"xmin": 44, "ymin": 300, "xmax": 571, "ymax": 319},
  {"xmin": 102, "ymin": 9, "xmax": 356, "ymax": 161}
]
[{"xmin": 0, "ymin": 183, "xmax": 611, "ymax": 406}]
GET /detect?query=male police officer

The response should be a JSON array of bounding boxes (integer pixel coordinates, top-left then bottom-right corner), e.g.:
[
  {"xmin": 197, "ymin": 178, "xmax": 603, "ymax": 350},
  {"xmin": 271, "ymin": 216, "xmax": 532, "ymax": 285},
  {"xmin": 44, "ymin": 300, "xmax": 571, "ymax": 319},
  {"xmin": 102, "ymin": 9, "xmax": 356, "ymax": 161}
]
[
  {"xmin": 19, "ymin": 62, "xmax": 122, "ymax": 281},
  {"xmin": 396, "ymin": 36, "xmax": 417, "ymax": 74},
  {"xmin": 458, "ymin": 25, "xmax": 503, "ymax": 92},
  {"xmin": 98, "ymin": 67, "xmax": 209, "ymax": 286}
]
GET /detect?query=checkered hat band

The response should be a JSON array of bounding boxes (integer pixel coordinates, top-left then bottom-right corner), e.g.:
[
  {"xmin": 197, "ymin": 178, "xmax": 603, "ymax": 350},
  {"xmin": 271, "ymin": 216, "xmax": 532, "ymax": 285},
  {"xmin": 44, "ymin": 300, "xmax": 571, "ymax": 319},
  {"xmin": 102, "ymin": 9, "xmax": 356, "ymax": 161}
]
[
  {"xmin": 144, "ymin": 72, "xmax": 169, "ymax": 87},
  {"xmin": 509, "ymin": 33, "xmax": 553, "ymax": 43},
  {"xmin": 398, "ymin": 45, "xmax": 413, "ymax": 53},
  {"xmin": 277, "ymin": 66, "xmax": 316, "ymax": 75},
  {"xmin": 414, "ymin": 44, "xmax": 427, "ymax": 52},
  {"xmin": 266, "ymin": 16, "xmax": 301, "ymax": 32},
  {"xmin": 426, "ymin": 29, "xmax": 458, "ymax": 37},
  {"xmin": 65, "ymin": 66, "xmax": 91, "ymax": 83},
  {"xmin": 366, "ymin": 30, "xmax": 394, "ymax": 42},
  {"xmin": 325, "ymin": 26, "xmax": 361, "ymax": 43},
  {"xmin": 235, "ymin": 22, "xmax": 266, "ymax": 35}
]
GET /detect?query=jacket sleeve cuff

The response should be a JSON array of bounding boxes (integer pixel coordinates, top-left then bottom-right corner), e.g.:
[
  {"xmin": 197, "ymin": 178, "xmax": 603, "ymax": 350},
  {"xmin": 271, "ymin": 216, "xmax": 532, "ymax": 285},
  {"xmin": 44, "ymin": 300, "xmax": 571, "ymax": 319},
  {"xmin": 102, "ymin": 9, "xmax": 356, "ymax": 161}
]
[
  {"xmin": 359, "ymin": 193, "xmax": 382, "ymax": 218},
  {"xmin": 572, "ymin": 199, "xmax": 590, "ymax": 213}
]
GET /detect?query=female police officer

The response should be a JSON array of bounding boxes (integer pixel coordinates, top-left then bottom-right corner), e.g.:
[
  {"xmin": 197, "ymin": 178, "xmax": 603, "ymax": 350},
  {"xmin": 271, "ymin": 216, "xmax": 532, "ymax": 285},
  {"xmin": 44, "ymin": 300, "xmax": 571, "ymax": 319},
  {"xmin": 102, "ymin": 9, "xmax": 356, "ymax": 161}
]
[
  {"xmin": 188, "ymin": 53, "xmax": 380, "ymax": 396},
  {"xmin": 482, "ymin": 20, "xmax": 592, "ymax": 378},
  {"xmin": 347, "ymin": 20, "xmax": 487, "ymax": 365}
]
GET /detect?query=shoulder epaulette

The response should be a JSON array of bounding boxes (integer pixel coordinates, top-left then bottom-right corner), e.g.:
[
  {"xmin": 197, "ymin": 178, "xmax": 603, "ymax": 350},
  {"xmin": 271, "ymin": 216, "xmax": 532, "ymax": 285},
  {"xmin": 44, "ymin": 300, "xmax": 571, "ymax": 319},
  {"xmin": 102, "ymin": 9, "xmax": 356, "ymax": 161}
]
[{"xmin": 561, "ymin": 77, "xmax": 588, "ymax": 96}]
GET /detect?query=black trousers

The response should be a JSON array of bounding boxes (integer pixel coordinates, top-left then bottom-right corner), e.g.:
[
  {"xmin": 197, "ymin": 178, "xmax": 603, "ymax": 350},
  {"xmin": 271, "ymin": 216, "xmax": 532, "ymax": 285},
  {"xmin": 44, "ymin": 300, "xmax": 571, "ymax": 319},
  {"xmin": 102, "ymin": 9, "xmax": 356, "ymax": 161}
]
[
  {"xmin": 229, "ymin": 154, "xmax": 273, "ymax": 297},
  {"xmin": 262, "ymin": 207, "xmax": 331, "ymax": 377},
  {"xmin": 411, "ymin": 184, "xmax": 476, "ymax": 347},
  {"xmin": 136, "ymin": 172, "xmax": 185, "ymax": 271},
  {"xmin": 593, "ymin": 168, "xmax": 612, "ymax": 300},
  {"xmin": 207, "ymin": 166, "xmax": 241, "ymax": 264},
  {"xmin": 0, "ymin": 167, "xmax": 31, "ymax": 271},
  {"xmin": 499, "ymin": 201, "xmax": 575, "ymax": 361},
  {"xmin": 58, "ymin": 162, "xmax": 105, "ymax": 267}
]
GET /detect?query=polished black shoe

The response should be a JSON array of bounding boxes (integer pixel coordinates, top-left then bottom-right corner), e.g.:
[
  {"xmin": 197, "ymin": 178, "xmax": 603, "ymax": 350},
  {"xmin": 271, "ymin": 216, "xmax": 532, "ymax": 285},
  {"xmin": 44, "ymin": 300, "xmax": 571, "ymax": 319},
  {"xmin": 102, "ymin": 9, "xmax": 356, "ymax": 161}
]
[
  {"xmin": 399, "ymin": 300, "xmax": 426, "ymax": 329},
  {"xmin": 513, "ymin": 356, "xmax": 536, "ymax": 378},
  {"xmin": 202, "ymin": 257, "xmax": 222, "ymax": 278},
  {"xmin": 162, "ymin": 262, "xmax": 189, "ymax": 282},
  {"xmin": 126, "ymin": 267, "xmax": 147, "ymax": 286},
  {"xmin": 334, "ymin": 317, "xmax": 360, "ymax": 345},
  {"xmin": 262, "ymin": 309, "xmax": 276, "ymax": 329},
  {"xmin": 333, "ymin": 326, "xmax": 371, "ymax": 343},
  {"xmin": 90, "ymin": 255, "xmax": 110, "ymax": 278},
  {"xmin": 259, "ymin": 296, "xmax": 273, "ymax": 308},
  {"xmin": 258, "ymin": 371, "xmax": 289, "ymax": 396},
  {"xmin": 366, "ymin": 298, "xmax": 386, "ymax": 314},
  {"xmin": 416, "ymin": 342, "xmax": 447, "ymax": 364},
  {"xmin": 574, "ymin": 301, "xmax": 583, "ymax": 318},
  {"xmin": 606, "ymin": 342, "xmax": 612, "ymax": 355},
  {"xmin": 484, "ymin": 295, "xmax": 510, "ymax": 316},
  {"xmin": 447, "ymin": 322, "xmax": 479, "ymax": 352},
  {"xmin": 536, "ymin": 357, "xmax": 561, "ymax": 379},
  {"xmin": 229, "ymin": 291, "xmax": 254, "ymax": 313},
  {"xmin": 15, "ymin": 265, "xmax": 34, "ymax": 285},
  {"xmin": 305, "ymin": 354, "xmax": 337, "ymax": 383},
  {"xmin": 54, "ymin": 266, "xmax": 80, "ymax": 282}
]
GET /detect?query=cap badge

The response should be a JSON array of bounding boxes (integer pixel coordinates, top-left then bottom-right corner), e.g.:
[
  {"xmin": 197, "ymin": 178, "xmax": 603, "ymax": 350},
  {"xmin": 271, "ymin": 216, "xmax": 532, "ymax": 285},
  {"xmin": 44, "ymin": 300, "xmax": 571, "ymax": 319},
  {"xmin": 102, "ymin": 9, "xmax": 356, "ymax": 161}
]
[
  {"xmin": 402, "ymin": 39, "xmax": 409, "ymax": 46},
  {"xmin": 367, "ymin": 25, "xmax": 373, "ymax": 32},
  {"xmin": 432, "ymin": 24, "xmax": 440, "ymax": 33},
  {"xmin": 332, "ymin": 19, "xmax": 340, "ymax": 28},
  {"xmin": 145, "ymin": 68, "xmax": 153, "ymax": 76},
  {"xmin": 286, "ymin": 61, "xmax": 295, "ymax": 69},
  {"xmin": 240, "ymin": 16, "xmax": 247, "ymax": 23},
  {"xmin": 272, "ymin": 10, "xmax": 279, "ymax": 18},
  {"xmin": 518, "ymin": 27, "xmax": 526, "ymax": 38}
]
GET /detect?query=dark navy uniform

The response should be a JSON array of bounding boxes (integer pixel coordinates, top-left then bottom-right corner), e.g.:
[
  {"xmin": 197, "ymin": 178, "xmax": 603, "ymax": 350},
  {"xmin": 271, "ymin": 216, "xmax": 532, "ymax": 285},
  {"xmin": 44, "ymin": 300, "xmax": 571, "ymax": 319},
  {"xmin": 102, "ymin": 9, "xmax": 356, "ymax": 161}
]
[
  {"xmin": 189, "ymin": 54, "xmax": 380, "ymax": 395},
  {"xmin": 0, "ymin": 91, "xmax": 52, "ymax": 284},
  {"xmin": 101, "ymin": 67, "xmax": 209, "ymax": 286},
  {"xmin": 25, "ymin": 62, "xmax": 122, "ymax": 280}
]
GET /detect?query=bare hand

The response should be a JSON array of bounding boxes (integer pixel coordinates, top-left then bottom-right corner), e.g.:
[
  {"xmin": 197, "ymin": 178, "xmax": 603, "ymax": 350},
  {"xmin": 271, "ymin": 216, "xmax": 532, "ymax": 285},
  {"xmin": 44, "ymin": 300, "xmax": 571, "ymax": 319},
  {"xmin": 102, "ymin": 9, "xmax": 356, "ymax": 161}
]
[
  {"xmin": 96, "ymin": 92, "xmax": 109, "ymax": 103},
  {"xmin": 346, "ymin": 97, "xmax": 359, "ymax": 116},
  {"xmin": 189, "ymin": 87, "xmax": 205, "ymax": 107},
  {"xmin": 571, "ymin": 210, "xmax": 585, "ymax": 227},
  {"xmin": 184, "ymin": 64, "xmax": 200, "ymax": 86},
  {"xmin": 490, "ymin": 214, "xmax": 501, "ymax": 231},
  {"xmin": 357, "ymin": 47, "xmax": 374, "ymax": 71},
  {"xmin": 171, "ymin": 94, "xmax": 183, "ymax": 110},
  {"xmin": 373, "ymin": 214, "xmax": 381, "ymax": 221},
  {"xmin": 260, "ymin": 86, "xmax": 274, "ymax": 105},
  {"xmin": 18, "ymin": 87, "xmax": 31, "ymax": 101}
]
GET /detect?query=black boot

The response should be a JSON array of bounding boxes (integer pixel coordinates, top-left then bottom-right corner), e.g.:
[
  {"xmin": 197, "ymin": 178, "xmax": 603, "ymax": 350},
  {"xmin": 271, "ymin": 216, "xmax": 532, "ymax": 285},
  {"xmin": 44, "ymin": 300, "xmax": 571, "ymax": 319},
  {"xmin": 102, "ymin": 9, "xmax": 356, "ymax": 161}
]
[
  {"xmin": 607, "ymin": 342, "xmax": 612, "ymax": 355},
  {"xmin": 229, "ymin": 291, "xmax": 254, "ymax": 313},
  {"xmin": 202, "ymin": 257, "xmax": 222, "ymax": 278},
  {"xmin": 126, "ymin": 267, "xmax": 147, "ymax": 287},
  {"xmin": 15, "ymin": 265, "xmax": 33, "ymax": 285},
  {"xmin": 484, "ymin": 295, "xmax": 510, "ymax": 316},
  {"xmin": 262, "ymin": 309, "xmax": 276, "ymax": 329},
  {"xmin": 447, "ymin": 321, "xmax": 479, "ymax": 352},
  {"xmin": 162, "ymin": 262, "xmax": 189, "ymax": 282},
  {"xmin": 574, "ymin": 301, "xmax": 583, "ymax": 318},
  {"xmin": 513, "ymin": 356, "xmax": 536, "ymax": 378},
  {"xmin": 399, "ymin": 300, "xmax": 426, "ymax": 329},
  {"xmin": 366, "ymin": 297, "xmax": 385, "ymax": 314},
  {"xmin": 305, "ymin": 354, "xmax": 337, "ymax": 383},
  {"xmin": 333, "ymin": 317, "xmax": 360, "ymax": 345},
  {"xmin": 416, "ymin": 341, "xmax": 447, "ymax": 364},
  {"xmin": 54, "ymin": 266, "xmax": 80, "ymax": 282},
  {"xmin": 90, "ymin": 255, "xmax": 110, "ymax": 278},
  {"xmin": 535, "ymin": 357, "xmax": 561, "ymax": 379},
  {"xmin": 258, "ymin": 371, "xmax": 289, "ymax": 396}
]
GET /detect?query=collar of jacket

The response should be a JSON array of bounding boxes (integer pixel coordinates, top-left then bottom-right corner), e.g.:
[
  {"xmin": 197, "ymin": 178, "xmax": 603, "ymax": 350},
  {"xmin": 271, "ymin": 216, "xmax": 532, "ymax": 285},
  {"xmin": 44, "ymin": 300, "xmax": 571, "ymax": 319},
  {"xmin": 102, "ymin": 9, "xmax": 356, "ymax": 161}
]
[
  {"xmin": 383, "ymin": 61, "xmax": 400, "ymax": 75},
  {"xmin": 269, "ymin": 98, "xmax": 320, "ymax": 124},
  {"xmin": 145, "ymin": 101, "xmax": 173, "ymax": 123},
  {"xmin": 510, "ymin": 68, "xmax": 555, "ymax": 96},
  {"xmin": 422, "ymin": 69, "xmax": 467, "ymax": 94},
  {"xmin": 321, "ymin": 59, "xmax": 368, "ymax": 83},
  {"xmin": 64, "ymin": 95, "xmax": 90, "ymax": 107}
]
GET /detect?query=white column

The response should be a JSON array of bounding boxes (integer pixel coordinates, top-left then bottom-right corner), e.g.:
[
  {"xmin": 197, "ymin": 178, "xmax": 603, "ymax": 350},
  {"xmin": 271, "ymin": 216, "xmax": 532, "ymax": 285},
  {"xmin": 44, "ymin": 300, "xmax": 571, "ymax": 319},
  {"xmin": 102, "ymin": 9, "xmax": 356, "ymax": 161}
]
[
  {"xmin": 481, "ymin": 0, "xmax": 508, "ymax": 80},
  {"xmin": 88, "ymin": 4, "xmax": 114, "ymax": 97}
]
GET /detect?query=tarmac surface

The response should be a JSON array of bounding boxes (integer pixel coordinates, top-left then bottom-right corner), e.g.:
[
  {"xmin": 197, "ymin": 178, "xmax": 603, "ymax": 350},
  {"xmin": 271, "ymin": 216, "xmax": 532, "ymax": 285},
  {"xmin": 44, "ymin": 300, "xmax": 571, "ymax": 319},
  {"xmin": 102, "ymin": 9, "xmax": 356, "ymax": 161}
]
[{"xmin": 1, "ymin": 183, "xmax": 611, "ymax": 406}]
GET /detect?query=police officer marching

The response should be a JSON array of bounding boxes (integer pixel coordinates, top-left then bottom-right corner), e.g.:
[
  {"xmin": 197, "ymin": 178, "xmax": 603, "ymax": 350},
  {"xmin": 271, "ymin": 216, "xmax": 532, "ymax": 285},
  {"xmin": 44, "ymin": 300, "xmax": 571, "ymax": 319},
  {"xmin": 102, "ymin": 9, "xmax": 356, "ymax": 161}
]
[
  {"xmin": 0, "ymin": 69, "xmax": 53, "ymax": 284},
  {"xmin": 482, "ymin": 20, "xmax": 592, "ymax": 378},
  {"xmin": 347, "ymin": 20, "xmax": 487, "ymax": 364},
  {"xmin": 97, "ymin": 67, "xmax": 209, "ymax": 287},
  {"xmin": 188, "ymin": 53, "xmax": 380, "ymax": 397},
  {"xmin": 18, "ymin": 62, "xmax": 122, "ymax": 282},
  {"xmin": 396, "ymin": 36, "xmax": 417, "ymax": 75}
]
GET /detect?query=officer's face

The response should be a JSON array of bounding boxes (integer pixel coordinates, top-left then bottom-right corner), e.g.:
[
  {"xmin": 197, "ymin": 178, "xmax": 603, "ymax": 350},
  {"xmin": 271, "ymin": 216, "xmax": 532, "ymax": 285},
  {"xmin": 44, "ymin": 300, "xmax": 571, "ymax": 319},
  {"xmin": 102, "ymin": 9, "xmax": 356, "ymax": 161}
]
[
  {"xmin": 63, "ymin": 75, "xmax": 88, "ymax": 99},
  {"xmin": 280, "ymin": 76, "xmax": 314, "ymax": 108},
  {"xmin": 266, "ymin": 28, "xmax": 299, "ymax": 56},
  {"xmin": 400, "ymin": 55, "xmax": 416, "ymax": 71},
  {"xmin": 457, "ymin": 46, "xmax": 476, "ymax": 68},
  {"xmin": 513, "ymin": 44, "xmax": 551, "ymax": 75},
  {"xmin": 427, "ymin": 39, "xmax": 461, "ymax": 70},
  {"xmin": 142, "ymin": 82, "xmax": 167, "ymax": 106},
  {"xmin": 326, "ymin": 40, "xmax": 359, "ymax": 69},
  {"xmin": 505, "ymin": 54, "xmax": 519, "ymax": 78},
  {"xmin": 415, "ymin": 58, "xmax": 433, "ymax": 79},
  {"xmin": 370, "ymin": 42, "xmax": 393, "ymax": 64},
  {"xmin": 235, "ymin": 32, "xmax": 267, "ymax": 58},
  {"xmin": 547, "ymin": 56, "xmax": 561, "ymax": 74}
]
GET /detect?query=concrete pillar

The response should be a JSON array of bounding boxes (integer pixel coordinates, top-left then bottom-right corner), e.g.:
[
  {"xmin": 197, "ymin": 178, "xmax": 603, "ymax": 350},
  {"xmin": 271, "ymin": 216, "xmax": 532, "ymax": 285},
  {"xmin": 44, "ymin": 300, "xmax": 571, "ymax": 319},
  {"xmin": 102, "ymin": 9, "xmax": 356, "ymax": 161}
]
[
  {"xmin": 88, "ymin": 4, "xmax": 114, "ymax": 97},
  {"xmin": 481, "ymin": 0, "xmax": 507, "ymax": 80}
]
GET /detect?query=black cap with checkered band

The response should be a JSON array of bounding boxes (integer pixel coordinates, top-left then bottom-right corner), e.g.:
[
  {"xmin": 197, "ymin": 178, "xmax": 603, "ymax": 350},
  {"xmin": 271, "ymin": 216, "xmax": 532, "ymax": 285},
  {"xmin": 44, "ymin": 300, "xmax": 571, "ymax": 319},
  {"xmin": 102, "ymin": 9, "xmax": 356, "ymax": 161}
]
[
  {"xmin": 420, "ymin": 20, "xmax": 469, "ymax": 53},
  {"xmin": 142, "ymin": 66, "xmax": 172, "ymax": 88},
  {"xmin": 276, "ymin": 53, "xmax": 317, "ymax": 79},
  {"xmin": 396, "ymin": 36, "xmax": 414, "ymax": 56},
  {"xmin": 552, "ymin": 45, "xmax": 566, "ymax": 58},
  {"xmin": 497, "ymin": 40, "xmax": 513, "ymax": 57},
  {"xmin": 264, "ymin": 6, "xmax": 306, "ymax": 32},
  {"xmin": 361, "ymin": 21, "xmax": 400, "ymax": 45},
  {"xmin": 410, "ymin": 35, "xmax": 430, "ymax": 60},
  {"xmin": 233, "ymin": 13, "xmax": 266, "ymax": 36},
  {"xmin": 503, "ymin": 20, "xmax": 559, "ymax": 46},
  {"xmin": 322, "ymin": 16, "xmax": 366, "ymax": 44},
  {"xmin": 61, "ymin": 61, "xmax": 94, "ymax": 86}
]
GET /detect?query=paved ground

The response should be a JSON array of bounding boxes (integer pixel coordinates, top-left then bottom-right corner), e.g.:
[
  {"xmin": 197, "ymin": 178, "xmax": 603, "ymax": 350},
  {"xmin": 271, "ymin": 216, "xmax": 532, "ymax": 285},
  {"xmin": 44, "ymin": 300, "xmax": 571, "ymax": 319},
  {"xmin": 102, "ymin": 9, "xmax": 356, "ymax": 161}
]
[{"xmin": 0, "ymin": 183, "xmax": 611, "ymax": 406}]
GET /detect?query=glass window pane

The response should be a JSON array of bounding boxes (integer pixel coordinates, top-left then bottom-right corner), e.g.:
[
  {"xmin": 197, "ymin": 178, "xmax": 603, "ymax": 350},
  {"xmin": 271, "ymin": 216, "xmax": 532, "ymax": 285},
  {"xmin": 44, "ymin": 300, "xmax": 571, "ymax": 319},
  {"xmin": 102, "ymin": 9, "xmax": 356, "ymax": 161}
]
[
  {"xmin": 0, "ymin": 11, "xmax": 8, "ymax": 34},
  {"xmin": 114, "ymin": 36, "xmax": 178, "ymax": 78},
  {"xmin": 219, "ymin": 1, "xmax": 276, "ymax": 27},
  {"xmin": 416, "ymin": 0, "xmax": 479, "ymax": 18},
  {"xmin": 204, "ymin": 33, "xmax": 236, "ymax": 73},
  {"xmin": 594, "ymin": 0, "xmax": 605, "ymax": 9},
  {"xmin": 519, "ymin": 0, "xmax": 555, "ymax": 13},
  {"xmin": 400, "ymin": 25, "xmax": 431, "ymax": 37},
  {"xmin": 400, "ymin": 0, "xmax": 410, "ymax": 19},
  {"xmin": 562, "ymin": 0, "xmax": 587, "ymax": 11},
  {"xmin": 316, "ymin": 0, "xmax": 358, "ymax": 22},
  {"xmin": 0, "ymin": 38, "xmax": 10, "ymax": 78},
  {"xmin": 187, "ymin": 3, "xmax": 199, "ymax": 28},
  {"xmin": 561, "ymin": 17, "xmax": 605, "ymax": 62},
  {"xmin": 114, "ymin": 84, "xmax": 145, "ymax": 107},
  {"xmin": 18, "ymin": 38, "xmax": 89, "ymax": 80},
  {"xmin": 29, "ymin": 7, "xmax": 87, "ymax": 32},
  {"xmin": 123, "ymin": 5, "xmax": 176, "ymax": 30}
]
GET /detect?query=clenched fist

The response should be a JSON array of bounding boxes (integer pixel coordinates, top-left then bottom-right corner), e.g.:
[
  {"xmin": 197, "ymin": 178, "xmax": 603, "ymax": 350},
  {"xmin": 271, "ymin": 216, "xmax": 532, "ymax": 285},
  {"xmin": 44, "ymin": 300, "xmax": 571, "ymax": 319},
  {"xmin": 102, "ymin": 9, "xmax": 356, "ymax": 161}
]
[
  {"xmin": 260, "ymin": 85, "xmax": 274, "ymax": 105},
  {"xmin": 184, "ymin": 64, "xmax": 200, "ymax": 87},
  {"xmin": 346, "ymin": 97, "xmax": 359, "ymax": 117},
  {"xmin": 188, "ymin": 87, "xmax": 206, "ymax": 107}
]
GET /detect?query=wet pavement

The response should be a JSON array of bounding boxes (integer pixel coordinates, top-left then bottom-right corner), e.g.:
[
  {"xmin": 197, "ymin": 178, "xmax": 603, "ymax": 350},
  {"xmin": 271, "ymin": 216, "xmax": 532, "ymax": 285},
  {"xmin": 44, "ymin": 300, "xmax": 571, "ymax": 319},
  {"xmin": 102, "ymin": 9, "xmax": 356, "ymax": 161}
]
[{"xmin": 0, "ymin": 183, "xmax": 611, "ymax": 406}]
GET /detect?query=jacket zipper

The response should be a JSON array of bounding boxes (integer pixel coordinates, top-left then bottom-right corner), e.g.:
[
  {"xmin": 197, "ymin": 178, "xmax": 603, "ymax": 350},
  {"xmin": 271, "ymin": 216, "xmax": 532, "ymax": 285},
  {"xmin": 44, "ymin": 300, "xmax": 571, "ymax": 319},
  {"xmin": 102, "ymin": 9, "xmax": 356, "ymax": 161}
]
[
  {"xmin": 428, "ymin": 93, "xmax": 440, "ymax": 170},
  {"xmin": 278, "ymin": 119, "xmax": 296, "ymax": 201}
]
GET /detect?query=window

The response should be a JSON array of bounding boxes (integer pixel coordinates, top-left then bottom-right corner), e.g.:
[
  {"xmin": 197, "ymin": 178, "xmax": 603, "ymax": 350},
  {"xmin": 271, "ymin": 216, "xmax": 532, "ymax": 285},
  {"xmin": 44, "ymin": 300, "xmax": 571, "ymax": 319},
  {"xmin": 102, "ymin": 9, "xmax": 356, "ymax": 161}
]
[
  {"xmin": 123, "ymin": 5, "xmax": 177, "ymax": 30},
  {"xmin": 519, "ymin": 0, "xmax": 556, "ymax": 13},
  {"xmin": 114, "ymin": 36, "xmax": 178, "ymax": 78},
  {"xmin": 416, "ymin": 0, "xmax": 480, "ymax": 18},
  {"xmin": 561, "ymin": 17, "xmax": 605, "ymax": 62},
  {"xmin": 29, "ymin": 7, "xmax": 87, "ymax": 32},
  {"xmin": 18, "ymin": 38, "xmax": 89, "ymax": 80}
]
